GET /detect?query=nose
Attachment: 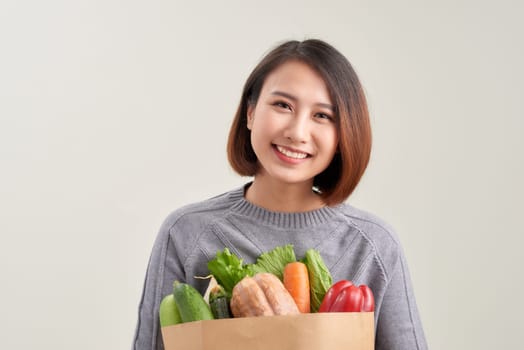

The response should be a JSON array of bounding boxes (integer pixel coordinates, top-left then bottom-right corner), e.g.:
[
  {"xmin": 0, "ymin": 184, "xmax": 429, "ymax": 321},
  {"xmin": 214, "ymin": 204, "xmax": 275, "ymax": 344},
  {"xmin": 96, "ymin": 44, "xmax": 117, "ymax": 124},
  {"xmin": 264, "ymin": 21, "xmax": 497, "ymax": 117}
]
[{"xmin": 283, "ymin": 113, "xmax": 310, "ymax": 144}]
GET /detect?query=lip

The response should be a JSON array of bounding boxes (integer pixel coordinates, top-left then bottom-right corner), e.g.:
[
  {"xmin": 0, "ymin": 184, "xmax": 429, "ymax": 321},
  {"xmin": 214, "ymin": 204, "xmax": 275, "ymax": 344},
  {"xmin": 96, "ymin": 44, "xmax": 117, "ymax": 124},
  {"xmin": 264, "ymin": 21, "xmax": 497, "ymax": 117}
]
[{"xmin": 272, "ymin": 144, "xmax": 311, "ymax": 164}]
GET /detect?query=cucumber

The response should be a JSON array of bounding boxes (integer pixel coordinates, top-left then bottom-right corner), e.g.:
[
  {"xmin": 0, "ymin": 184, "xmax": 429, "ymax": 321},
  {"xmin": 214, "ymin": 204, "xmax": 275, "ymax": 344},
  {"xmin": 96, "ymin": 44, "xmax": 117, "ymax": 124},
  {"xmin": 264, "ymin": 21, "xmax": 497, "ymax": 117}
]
[
  {"xmin": 159, "ymin": 294, "xmax": 182, "ymax": 327},
  {"xmin": 209, "ymin": 285, "xmax": 232, "ymax": 319},
  {"xmin": 172, "ymin": 281, "xmax": 214, "ymax": 323}
]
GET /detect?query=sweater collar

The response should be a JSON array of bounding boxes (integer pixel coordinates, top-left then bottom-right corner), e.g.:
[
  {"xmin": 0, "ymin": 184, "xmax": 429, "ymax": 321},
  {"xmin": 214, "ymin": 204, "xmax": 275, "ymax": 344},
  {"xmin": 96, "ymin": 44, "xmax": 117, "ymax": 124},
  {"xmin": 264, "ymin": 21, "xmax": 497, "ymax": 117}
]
[{"xmin": 228, "ymin": 184, "xmax": 338, "ymax": 229}]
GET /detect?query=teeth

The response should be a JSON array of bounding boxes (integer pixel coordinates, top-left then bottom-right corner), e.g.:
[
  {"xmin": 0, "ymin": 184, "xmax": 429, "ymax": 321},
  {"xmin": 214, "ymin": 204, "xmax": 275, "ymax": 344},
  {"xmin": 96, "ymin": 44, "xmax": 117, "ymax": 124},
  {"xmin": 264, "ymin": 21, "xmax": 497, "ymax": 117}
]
[{"xmin": 276, "ymin": 145, "xmax": 308, "ymax": 159}]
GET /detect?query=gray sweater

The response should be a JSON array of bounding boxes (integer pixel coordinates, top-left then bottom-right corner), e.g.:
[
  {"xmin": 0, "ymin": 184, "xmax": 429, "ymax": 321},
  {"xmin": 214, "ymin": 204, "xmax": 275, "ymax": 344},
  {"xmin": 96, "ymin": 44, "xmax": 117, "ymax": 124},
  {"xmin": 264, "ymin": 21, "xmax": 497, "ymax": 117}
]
[{"xmin": 132, "ymin": 185, "xmax": 428, "ymax": 350}]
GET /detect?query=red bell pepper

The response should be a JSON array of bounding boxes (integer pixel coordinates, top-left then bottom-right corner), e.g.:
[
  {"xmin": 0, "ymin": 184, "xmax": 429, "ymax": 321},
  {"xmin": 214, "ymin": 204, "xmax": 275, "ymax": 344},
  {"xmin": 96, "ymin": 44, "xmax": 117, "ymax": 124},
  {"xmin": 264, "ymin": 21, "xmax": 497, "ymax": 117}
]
[
  {"xmin": 318, "ymin": 280, "xmax": 353, "ymax": 312},
  {"xmin": 319, "ymin": 280, "xmax": 375, "ymax": 312}
]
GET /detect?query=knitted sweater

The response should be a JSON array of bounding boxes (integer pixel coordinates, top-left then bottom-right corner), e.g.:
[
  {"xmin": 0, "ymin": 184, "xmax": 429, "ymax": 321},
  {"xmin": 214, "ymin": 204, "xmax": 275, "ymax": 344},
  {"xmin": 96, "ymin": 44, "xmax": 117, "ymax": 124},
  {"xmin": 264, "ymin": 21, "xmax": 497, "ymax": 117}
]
[{"xmin": 132, "ymin": 184, "xmax": 427, "ymax": 350}]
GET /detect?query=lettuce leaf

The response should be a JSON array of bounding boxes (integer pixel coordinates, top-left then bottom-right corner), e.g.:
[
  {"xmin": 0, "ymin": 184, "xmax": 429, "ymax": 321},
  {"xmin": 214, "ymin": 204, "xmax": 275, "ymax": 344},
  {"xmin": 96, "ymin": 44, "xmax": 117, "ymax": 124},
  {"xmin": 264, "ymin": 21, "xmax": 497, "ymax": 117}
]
[
  {"xmin": 207, "ymin": 248, "xmax": 253, "ymax": 297},
  {"xmin": 248, "ymin": 244, "xmax": 296, "ymax": 280},
  {"xmin": 302, "ymin": 248, "xmax": 333, "ymax": 312}
]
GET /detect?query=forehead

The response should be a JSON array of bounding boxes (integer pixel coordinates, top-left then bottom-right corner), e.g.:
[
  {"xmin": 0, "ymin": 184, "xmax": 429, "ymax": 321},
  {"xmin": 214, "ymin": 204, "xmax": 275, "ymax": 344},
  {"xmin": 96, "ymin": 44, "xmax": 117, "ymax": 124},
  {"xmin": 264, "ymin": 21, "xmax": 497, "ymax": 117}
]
[{"xmin": 261, "ymin": 60, "xmax": 332, "ymax": 103}]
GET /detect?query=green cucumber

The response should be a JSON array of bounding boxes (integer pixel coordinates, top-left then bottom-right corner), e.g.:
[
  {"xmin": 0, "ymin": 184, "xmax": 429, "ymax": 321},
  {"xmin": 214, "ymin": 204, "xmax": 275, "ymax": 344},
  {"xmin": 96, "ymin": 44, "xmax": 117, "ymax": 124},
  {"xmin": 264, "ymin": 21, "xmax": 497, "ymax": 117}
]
[
  {"xmin": 172, "ymin": 281, "xmax": 214, "ymax": 323},
  {"xmin": 209, "ymin": 285, "xmax": 232, "ymax": 319},
  {"xmin": 159, "ymin": 294, "xmax": 182, "ymax": 327}
]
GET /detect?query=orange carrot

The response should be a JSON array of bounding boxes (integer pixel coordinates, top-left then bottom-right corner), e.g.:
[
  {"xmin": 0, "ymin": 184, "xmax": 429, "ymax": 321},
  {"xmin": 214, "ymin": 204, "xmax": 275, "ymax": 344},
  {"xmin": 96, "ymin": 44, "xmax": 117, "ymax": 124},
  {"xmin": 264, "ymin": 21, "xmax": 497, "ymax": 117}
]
[{"xmin": 283, "ymin": 261, "xmax": 310, "ymax": 313}]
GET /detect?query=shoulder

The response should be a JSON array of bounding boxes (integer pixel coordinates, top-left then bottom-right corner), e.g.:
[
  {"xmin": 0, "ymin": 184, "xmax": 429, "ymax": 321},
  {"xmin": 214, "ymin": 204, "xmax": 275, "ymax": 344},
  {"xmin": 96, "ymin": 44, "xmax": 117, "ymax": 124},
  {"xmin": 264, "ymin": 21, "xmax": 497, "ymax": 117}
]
[
  {"xmin": 152, "ymin": 186, "xmax": 245, "ymax": 259},
  {"xmin": 148, "ymin": 186, "xmax": 245, "ymax": 265},
  {"xmin": 334, "ymin": 203, "xmax": 403, "ymax": 277},
  {"xmin": 336, "ymin": 203, "xmax": 400, "ymax": 243},
  {"xmin": 160, "ymin": 186, "xmax": 245, "ymax": 234}
]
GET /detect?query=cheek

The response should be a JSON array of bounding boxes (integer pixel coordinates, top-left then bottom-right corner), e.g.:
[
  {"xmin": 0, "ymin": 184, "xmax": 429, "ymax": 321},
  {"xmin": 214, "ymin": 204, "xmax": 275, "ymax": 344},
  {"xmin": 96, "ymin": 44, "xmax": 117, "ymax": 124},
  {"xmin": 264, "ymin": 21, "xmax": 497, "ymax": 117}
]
[
  {"xmin": 249, "ymin": 119, "xmax": 273, "ymax": 152},
  {"xmin": 252, "ymin": 112, "xmax": 279, "ymax": 139},
  {"xmin": 321, "ymin": 128, "xmax": 339, "ymax": 153}
]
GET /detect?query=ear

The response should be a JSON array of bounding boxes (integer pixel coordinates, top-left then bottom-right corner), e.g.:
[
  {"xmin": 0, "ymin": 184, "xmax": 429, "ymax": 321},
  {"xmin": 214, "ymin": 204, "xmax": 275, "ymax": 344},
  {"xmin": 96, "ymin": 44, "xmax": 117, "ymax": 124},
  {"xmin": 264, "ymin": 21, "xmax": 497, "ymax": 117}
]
[{"xmin": 246, "ymin": 104, "xmax": 255, "ymax": 130}]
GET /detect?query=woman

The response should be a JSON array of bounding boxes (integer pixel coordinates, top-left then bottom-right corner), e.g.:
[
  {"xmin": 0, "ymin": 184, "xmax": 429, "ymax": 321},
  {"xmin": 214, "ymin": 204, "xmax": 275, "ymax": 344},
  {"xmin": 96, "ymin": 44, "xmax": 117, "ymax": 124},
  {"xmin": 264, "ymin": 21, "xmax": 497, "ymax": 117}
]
[{"xmin": 133, "ymin": 39, "xmax": 427, "ymax": 350}]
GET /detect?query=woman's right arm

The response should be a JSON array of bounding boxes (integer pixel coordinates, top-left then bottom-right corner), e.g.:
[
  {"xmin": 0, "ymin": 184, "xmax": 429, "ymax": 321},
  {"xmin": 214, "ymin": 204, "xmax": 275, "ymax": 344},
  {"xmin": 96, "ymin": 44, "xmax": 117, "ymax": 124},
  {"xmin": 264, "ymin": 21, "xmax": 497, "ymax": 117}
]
[{"xmin": 132, "ymin": 219, "xmax": 185, "ymax": 350}]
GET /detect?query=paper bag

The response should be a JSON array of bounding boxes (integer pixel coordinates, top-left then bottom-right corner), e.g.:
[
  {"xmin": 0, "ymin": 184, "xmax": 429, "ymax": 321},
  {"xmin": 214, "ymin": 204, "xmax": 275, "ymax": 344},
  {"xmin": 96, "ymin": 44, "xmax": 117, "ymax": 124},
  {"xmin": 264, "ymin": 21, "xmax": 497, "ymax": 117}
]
[{"xmin": 161, "ymin": 312, "xmax": 374, "ymax": 350}]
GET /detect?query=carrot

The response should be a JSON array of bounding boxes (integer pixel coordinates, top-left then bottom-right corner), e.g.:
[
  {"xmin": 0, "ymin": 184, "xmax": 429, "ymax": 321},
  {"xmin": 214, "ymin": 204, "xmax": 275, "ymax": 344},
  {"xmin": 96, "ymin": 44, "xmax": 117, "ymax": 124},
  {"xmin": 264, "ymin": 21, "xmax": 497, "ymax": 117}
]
[{"xmin": 283, "ymin": 261, "xmax": 310, "ymax": 313}]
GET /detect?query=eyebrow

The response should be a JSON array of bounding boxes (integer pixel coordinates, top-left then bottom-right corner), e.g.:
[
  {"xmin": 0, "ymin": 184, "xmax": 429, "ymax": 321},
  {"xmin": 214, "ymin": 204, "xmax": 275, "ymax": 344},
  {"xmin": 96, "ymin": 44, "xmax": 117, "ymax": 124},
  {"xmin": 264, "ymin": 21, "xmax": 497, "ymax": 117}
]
[{"xmin": 270, "ymin": 91, "xmax": 334, "ymax": 111}]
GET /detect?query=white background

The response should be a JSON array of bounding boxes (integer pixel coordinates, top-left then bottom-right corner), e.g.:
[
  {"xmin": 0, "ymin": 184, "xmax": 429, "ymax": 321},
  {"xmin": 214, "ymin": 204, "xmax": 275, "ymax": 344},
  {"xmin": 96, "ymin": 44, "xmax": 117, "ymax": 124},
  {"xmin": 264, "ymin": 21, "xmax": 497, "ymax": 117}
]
[{"xmin": 1, "ymin": 1, "xmax": 523, "ymax": 349}]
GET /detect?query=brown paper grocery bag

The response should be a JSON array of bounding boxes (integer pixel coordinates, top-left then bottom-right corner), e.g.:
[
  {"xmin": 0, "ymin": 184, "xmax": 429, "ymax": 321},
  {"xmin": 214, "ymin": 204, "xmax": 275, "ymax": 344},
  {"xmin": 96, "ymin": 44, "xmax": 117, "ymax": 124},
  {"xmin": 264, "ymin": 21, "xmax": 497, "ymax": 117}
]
[{"xmin": 161, "ymin": 312, "xmax": 374, "ymax": 350}]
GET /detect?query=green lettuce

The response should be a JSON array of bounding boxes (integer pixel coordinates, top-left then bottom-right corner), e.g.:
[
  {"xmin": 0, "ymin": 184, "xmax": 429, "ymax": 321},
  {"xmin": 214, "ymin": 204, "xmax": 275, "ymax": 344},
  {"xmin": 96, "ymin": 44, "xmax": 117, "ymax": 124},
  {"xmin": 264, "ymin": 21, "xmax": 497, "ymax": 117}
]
[
  {"xmin": 207, "ymin": 248, "xmax": 253, "ymax": 296},
  {"xmin": 302, "ymin": 248, "xmax": 333, "ymax": 312},
  {"xmin": 248, "ymin": 244, "xmax": 297, "ymax": 280}
]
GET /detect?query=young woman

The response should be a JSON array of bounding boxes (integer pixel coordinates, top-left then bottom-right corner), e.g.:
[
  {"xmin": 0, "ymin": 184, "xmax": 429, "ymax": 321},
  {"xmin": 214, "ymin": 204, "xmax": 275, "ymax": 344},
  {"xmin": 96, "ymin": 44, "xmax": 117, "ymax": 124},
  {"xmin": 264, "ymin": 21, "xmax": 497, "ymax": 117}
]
[{"xmin": 133, "ymin": 39, "xmax": 427, "ymax": 350}]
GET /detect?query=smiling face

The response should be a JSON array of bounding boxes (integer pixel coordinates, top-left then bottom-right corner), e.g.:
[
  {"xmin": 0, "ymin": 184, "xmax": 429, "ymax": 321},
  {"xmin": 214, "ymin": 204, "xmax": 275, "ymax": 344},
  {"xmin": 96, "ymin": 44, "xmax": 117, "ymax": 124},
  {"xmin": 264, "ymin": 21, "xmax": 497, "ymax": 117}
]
[{"xmin": 247, "ymin": 60, "xmax": 339, "ymax": 190}]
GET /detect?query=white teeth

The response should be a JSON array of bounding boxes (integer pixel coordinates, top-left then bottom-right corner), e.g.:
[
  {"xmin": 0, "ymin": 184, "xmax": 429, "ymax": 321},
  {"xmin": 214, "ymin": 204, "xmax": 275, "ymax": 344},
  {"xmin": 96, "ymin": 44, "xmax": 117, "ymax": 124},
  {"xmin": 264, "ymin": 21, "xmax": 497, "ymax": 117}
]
[{"xmin": 276, "ymin": 145, "xmax": 308, "ymax": 159}]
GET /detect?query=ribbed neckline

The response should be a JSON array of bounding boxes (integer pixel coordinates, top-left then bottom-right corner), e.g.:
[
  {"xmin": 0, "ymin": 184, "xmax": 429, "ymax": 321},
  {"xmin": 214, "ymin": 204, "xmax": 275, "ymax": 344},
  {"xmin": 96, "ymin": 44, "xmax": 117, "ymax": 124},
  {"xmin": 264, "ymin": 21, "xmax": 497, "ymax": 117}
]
[{"xmin": 227, "ymin": 185, "xmax": 339, "ymax": 229}]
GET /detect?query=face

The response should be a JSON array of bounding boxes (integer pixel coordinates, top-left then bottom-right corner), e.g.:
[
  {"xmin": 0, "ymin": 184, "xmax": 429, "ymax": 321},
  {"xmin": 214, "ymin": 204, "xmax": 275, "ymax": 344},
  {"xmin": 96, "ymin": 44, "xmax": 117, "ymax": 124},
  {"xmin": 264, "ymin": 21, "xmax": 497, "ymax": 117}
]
[{"xmin": 247, "ymin": 60, "xmax": 339, "ymax": 188}]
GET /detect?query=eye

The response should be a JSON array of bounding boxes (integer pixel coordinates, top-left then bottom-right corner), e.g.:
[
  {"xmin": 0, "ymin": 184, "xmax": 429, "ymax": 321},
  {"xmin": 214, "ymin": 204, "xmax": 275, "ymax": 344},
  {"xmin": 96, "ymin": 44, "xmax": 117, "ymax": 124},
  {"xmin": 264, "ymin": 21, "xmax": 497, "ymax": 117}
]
[
  {"xmin": 315, "ymin": 112, "xmax": 334, "ymax": 122},
  {"xmin": 273, "ymin": 101, "xmax": 292, "ymax": 110}
]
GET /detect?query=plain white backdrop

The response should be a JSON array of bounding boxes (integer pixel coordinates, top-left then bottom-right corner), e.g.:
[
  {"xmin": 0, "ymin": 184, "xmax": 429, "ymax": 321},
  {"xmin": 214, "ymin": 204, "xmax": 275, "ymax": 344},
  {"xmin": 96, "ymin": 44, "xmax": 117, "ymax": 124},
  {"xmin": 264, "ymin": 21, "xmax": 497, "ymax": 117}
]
[{"xmin": 1, "ymin": 1, "xmax": 523, "ymax": 349}]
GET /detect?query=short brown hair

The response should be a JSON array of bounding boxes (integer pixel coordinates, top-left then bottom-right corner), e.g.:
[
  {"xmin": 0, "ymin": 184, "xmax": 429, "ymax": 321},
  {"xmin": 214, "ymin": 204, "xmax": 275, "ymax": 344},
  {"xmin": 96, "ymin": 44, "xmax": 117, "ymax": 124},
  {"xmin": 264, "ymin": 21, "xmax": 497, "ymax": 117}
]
[{"xmin": 227, "ymin": 39, "xmax": 372, "ymax": 205}]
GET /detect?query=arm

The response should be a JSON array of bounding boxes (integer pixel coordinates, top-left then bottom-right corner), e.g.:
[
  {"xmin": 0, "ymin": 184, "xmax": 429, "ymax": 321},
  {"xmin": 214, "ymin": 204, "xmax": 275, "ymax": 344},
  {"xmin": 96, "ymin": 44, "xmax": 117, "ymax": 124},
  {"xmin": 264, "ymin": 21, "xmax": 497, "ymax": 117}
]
[
  {"xmin": 132, "ymin": 222, "xmax": 185, "ymax": 350},
  {"xmin": 375, "ymin": 252, "xmax": 428, "ymax": 350}
]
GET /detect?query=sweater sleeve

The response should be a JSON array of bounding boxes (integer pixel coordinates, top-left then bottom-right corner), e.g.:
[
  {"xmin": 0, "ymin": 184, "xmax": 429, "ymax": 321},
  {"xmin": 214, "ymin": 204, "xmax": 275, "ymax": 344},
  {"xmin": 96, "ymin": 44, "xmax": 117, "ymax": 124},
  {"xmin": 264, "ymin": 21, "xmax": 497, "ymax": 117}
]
[
  {"xmin": 375, "ymin": 251, "xmax": 428, "ymax": 350},
  {"xmin": 132, "ymin": 218, "xmax": 186, "ymax": 350}
]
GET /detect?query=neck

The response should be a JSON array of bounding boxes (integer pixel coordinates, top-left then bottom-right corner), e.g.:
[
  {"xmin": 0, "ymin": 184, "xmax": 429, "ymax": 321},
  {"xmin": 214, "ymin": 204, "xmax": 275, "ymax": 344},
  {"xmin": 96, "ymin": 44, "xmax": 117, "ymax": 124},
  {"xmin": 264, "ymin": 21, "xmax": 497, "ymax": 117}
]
[{"xmin": 245, "ymin": 176, "xmax": 325, "ymax": 213}]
